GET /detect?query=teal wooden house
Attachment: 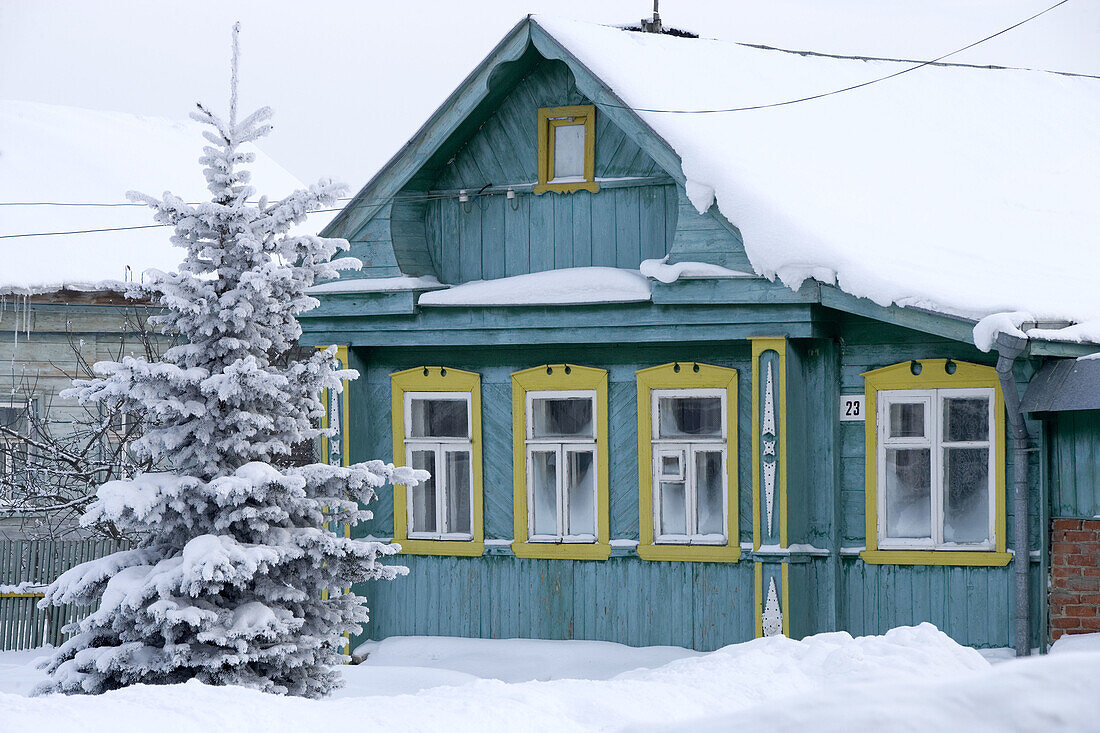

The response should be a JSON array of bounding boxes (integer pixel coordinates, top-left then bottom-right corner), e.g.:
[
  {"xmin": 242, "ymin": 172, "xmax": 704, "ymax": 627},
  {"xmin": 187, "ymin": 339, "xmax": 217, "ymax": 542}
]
[{"xmin": 302, "ymin": 17, "xmax": 1100, "ymax": 654}]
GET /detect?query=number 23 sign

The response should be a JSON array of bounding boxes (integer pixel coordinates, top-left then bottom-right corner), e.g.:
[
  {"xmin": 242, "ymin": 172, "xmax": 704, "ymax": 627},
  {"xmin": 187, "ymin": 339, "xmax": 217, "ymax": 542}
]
[{"xmin": 840, "ymin": 395, "xmax": 865, "ymax": 422}]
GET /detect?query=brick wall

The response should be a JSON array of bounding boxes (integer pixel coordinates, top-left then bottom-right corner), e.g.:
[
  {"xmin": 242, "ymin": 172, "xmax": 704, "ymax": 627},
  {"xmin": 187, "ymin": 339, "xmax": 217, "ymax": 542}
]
[{"xmin": 1050, "ymin": 518, "xmax": 1100, "ymax": 639}]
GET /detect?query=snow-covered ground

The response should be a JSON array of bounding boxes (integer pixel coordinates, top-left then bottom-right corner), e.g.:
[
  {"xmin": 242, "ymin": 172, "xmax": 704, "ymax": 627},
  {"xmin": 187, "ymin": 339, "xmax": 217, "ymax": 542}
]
[{"xmin": 2, "ymin": 625, "xmax": 1098, "ymax": 732}]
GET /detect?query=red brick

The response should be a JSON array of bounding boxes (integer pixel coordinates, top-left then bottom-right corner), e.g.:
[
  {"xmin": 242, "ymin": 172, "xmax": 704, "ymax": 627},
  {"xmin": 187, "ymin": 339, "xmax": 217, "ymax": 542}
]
[
  {"xmin": 1063, "ymin": 531, "xmax": 1098, "ymax": 542},
  {"xmin": 1052, "ymin": 629, "xmax": 1065, "ymax": 640},
  {"xmin": 1054, "ymin": 519, "xmax": 1082, "ymax": 531},
  {"xmin": 1078, "ymin": 594, "xmax": 1100, "ymax": 605},
  {"xmin": 1067, "ymin": 554, "xmax": 1100, "ymax": 567},
  {"xmin": 1082, "ymin": 567, "xmax": 1100, "ymax": 577},
  {"xmin": 1052, "ymin": 565, "xmax": 1073, "ymax": 579},
  {"xmin": 1067, "ymin": 577, "xmax": 1100, "ymax": 591},
  {"xmin": 1065, "ymin": 605, "xmax": 1098, "ymax": 617},
  {"xmin": 1080, "ymin": 617, "xmax": 1100, "ymax": 631},
  {"xmin": 1053, "ymin": 616, "xmax": 1081, "ymax": 629},
  {"xmin": 1053, "ymin": 543, "xmax": 1080, "ymax": 555}
]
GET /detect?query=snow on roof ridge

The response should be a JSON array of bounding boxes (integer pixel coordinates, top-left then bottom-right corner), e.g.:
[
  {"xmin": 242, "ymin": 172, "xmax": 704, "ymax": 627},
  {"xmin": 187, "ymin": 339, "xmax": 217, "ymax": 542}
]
[{"xmin": 530, "ymin": 17, "xmax": 1100, "ymax": 346}]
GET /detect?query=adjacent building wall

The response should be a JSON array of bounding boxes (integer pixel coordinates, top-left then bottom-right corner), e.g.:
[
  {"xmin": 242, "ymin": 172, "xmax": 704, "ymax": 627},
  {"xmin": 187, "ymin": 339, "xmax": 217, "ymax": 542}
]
[{"xmin": 1047, "ymin": 409, "xmax": 1100, "ymax": 639}]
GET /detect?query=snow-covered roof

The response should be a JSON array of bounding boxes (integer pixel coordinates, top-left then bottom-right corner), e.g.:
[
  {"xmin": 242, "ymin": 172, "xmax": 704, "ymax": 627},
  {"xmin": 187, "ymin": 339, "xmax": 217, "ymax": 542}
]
[
  {"xmin": 0, "ymin": 100, "xmax": 314, "ymax": 295},
  {"xmin": 529, "ymin": 18, "xmax": 1100, "ymax": 345}
]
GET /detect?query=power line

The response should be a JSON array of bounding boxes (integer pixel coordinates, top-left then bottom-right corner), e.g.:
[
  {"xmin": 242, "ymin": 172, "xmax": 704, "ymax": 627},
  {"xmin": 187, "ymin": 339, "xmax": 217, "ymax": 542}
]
[
  {"xmin": 733, "ymin": 41, "xmax": 1100, "ymax": 81},
  {"xmin": 601, "ymin": 0, "xmax": 1074, "ymax": 114},
  {"xmin": 0, "ymin": 192, "xmax": 461, "ymax": 239},
  {"xmin": 0, "ymin": 0, "xmax": 1081, "ymax": 235}
]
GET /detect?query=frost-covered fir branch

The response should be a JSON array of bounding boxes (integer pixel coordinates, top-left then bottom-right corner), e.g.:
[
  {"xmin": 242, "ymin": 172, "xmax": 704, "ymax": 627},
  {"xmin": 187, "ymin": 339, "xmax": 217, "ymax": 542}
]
[{"xmin": 35, "ymin": 23, "xmax": 424, "ymax": 698}]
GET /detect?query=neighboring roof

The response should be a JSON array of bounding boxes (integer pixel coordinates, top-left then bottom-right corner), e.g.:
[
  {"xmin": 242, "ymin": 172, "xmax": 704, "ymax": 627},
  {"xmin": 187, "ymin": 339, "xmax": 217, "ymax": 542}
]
[
  {"xmin": 530, "ymin": 17, "xmax": 1100, "ymax": 343},
  {"xmin": 0, "ymin": 100, "xmax": 314, "ymax": 295},
  {"xmin": 1020, "ymin": 357, "xmax": 1100, "ymax": 413}
]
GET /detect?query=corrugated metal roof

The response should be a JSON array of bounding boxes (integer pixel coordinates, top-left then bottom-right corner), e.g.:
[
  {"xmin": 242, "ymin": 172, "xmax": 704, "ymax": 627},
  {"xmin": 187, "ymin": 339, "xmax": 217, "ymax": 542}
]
[{"xmin": 1021, "ymin": 358, "xmax": 1100, "ymax": 413}]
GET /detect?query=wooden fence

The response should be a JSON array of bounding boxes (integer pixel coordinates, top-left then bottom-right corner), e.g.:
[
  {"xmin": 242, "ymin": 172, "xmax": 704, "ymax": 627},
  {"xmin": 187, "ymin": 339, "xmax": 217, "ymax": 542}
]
[{"xmin": 0, "ymin": 538, "xmax": 129, "ymax": 651}]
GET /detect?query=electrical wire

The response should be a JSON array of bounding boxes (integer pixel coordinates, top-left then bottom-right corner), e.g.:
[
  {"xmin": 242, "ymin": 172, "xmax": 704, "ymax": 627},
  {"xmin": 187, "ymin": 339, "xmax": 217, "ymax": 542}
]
[
  {"xmin": 598, "ymin": 0, "xmax": 1073, "ymax": 114},
  {"xmin": 0, "ymin": 0, "xmax": 1082, "ymax": 236},
  {"xmin": 0, "ymin": 192, "xmax": 464, "ymax": 239}
]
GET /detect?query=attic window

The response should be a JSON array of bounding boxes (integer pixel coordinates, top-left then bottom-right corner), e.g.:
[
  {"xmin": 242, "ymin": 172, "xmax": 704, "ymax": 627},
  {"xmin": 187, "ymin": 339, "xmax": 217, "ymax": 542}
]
[{"xmin": 534, "ymin": 105, "xmax": 599, "ymax": 194}]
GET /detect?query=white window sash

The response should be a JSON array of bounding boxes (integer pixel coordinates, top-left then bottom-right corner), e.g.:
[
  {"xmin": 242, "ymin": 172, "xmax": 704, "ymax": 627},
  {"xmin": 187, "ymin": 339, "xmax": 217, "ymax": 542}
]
[
  {"xmin": 403, "ymin": 390, "xmax": 474, "ymax": 542},
  {"xmin": 877, "ymin": 387, "xmax": 996, "ymax": 551},
  {"xmin": 650, "ymin": 388, "xmax": 728, "ymax": 545},
  {"xmin": 525, "ymin": 389, "xmax": 598, "ymax": 543}
]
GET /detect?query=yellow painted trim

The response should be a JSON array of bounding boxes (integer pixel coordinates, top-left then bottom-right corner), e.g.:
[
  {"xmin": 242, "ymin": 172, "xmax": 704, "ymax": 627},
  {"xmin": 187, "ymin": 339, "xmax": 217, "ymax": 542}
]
[
  {"xmin": 318, "ymin": 345, "xmax": 353, "ymax": 541},
  {"xmin": 0, "ymin": 593, "xmax": 45, "ymax": 599},
  {"xmin": 861, "ymin": 359, "xmax": 1007, "ymax": 566},
  {"xmin": 391, "ymin": 366, "xmax": 485, "ymax": 557},
  {"xmin": 533, "ymin": 105, "xmax": 599, "ymax": 195},
  {"xmin": 860, "ymin": 550, "xmax": 1012, "ymax": 566},
  {"xmin": 511, "ymin": 364, "xmax": 610, "ymax": 560},
  {"xmin": 753, "ymin": 563, "xmax": 763, "ymax": 638},
  {"xmin": 635, "ymin": 362, "xmax": 740, "ymax": 562},
  {"xmin": 750, "ymin": 337, "xmax": 787, "ymax": 551},
  {"xmin": 781, "ymin": 563, "xmax": 790, "ymax": 637}
]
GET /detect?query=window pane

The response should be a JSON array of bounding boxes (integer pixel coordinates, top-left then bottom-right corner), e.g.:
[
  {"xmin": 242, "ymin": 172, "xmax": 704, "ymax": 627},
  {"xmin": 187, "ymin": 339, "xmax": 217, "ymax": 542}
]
[
  {"xmin": 409, "ymin": 398, "xmax": 468, "ymax": 438},
  {"xmin": 943, "ymin": 447, "xmax": 990, "ymax": 543},
  {"xmin": 445, "ymin": 450, "xmax": 472, "ymax": 536},
  {"xmin": 695, "ymin": 451, "xmax": 725, "ymax": 537},
  {"xmin": 883, "ymin": 448, "xmax": 931, "ymax": 538},
  {"xmin": 530, "ymin": 450, "xmax": 558, "ymax": 536},
  {"xmin": 0, "ymin": 406, "xmax": 28, "ymax": 434},
  {"xmin": 409, "ymin": 449, "xmax": 437, "ymax": 534},
  {"xmin": 659, "ymin": 452, "xmax": 683, "ymax": 479},
  {"xmin": 943, "ymin": 397, "xmax": 989, "ymax": 443},
  {"xmin": 531, "ymin": 397, "xmax": 593, "ymax": 438},
  {"xmin": 658, "ymin": 396, "xmax": 722, "ymax": 438},
  {"xmin": 658, "ymin": 482, "xmax": 687, "ymax": 536},
  {"xmin": 888, "ymin": 402, "xmax": 925, "ymax": 439},
  {"xmin": 565, "ymin": 450, "xmax": 595, "ymax": 536},
  {"xmin": 552, "ymin": 123, "xmax": 585, "ymax": 180}
]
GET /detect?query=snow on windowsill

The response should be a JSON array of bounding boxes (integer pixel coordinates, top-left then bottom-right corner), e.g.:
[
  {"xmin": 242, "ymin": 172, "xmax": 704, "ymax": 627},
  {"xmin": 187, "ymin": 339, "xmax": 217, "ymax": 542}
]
[
  {"xmin": 640, "ymin": 256, "xmax": 755, "ymax": 284},
  {"xmin": 417, "ymin": 267, "xmax": 652, "ymax": 307}
]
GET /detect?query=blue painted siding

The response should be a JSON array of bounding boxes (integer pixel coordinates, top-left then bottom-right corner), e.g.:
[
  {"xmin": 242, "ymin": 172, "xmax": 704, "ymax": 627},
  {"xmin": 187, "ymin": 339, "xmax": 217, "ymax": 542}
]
[
  {"xmin": 357, "ymin": 555, "xmax": 754, "ymax": 649},
  {"xmin": 839, "ymin": 561, "xmax": 1044, "ymax": 647},
  {"xmin": 1049, "ymin": 410, "xmax": 1100, "ymax": 518},
  {"xmin": 348, "ymin": 344, "xmax": 756, "ymax": 650},
  {"xmin": 414, "ymin": 59, "xmax": 679, "ymax": 283}
]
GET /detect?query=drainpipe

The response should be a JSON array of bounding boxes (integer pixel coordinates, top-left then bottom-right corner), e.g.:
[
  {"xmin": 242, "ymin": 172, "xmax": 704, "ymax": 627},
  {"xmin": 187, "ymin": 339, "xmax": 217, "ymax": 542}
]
[{"xmin": 994, "ymin": 331, "xmax": 1031, "ymax": 657}]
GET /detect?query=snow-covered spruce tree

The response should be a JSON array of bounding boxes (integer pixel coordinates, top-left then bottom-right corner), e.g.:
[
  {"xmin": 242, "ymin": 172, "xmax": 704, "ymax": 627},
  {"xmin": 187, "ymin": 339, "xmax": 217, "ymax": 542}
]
[{"xmin": 34, "ymin": 24, "xmax": 420, "ymax": 698}]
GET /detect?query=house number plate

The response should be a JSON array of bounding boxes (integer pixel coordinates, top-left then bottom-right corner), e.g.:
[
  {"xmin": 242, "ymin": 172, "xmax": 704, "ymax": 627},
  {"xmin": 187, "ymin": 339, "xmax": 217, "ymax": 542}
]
[{"xmin": 840, "ymin": 395, "xmax": 865, "ymax": 422}]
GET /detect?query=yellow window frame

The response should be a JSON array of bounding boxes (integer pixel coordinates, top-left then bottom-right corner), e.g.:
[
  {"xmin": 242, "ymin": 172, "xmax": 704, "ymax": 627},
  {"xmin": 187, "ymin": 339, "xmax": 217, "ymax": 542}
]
[
  {"xmin": 391, "ymin": 366, "xmax": 484, "ymax": 557},
  {"xmin": 511, "ymin": 364, "xmax": 610, "ymax": 560},
  {"xmin": 533, "ymin": 105, "xmax": 599, "ymax": 195},
  {"xmin": 636, "ymin": 362, "xmax": 740, "ymax": 562},
  {"xmin": 860, "ymin": 359, "xmax": 1010, "ymax": 566}
]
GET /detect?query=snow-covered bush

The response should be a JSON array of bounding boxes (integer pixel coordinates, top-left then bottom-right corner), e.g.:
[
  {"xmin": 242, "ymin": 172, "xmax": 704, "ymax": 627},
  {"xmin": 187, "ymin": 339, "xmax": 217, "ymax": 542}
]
[{"xmin": 34, "ymin": 25, "xmax": 421, "ymax": 698}]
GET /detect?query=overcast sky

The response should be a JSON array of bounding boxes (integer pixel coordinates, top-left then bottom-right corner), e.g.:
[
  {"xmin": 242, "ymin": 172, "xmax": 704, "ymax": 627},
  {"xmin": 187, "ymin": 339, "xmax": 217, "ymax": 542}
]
[{"xmin": 2, "ymin": 0, "xmax": 1097, "ymax": 187}]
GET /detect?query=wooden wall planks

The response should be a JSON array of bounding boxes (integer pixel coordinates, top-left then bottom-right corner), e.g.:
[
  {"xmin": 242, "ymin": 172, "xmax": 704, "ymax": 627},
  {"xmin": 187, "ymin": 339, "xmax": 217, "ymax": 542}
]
[
  {"xmin": 356, "ymin": 554, "xmax": 754, "ymax": 651},
  {"xmin": 1048, "ymin": 409, "xmax": 1100, "ymax": 518}
]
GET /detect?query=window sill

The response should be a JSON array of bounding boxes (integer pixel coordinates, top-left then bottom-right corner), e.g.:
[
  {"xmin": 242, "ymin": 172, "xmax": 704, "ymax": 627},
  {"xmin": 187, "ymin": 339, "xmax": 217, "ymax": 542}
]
[
  {"xmin": 638, "ymin": 543, "xmax": 741, "ymax": 563},
  {"xmin": 533, "ymin": 180, "xmax": 600, "ymax": 195},
  {"xmin": 395, "ymin": 538, "xmax": 485, "ymax": 557},
  {"xmin": 860, "ymin": 549, "xmax": 1012, "ymax": 566},
  {"xmin": 511, "ymin": 540, "xmax": 611, "ymax": 561}
]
